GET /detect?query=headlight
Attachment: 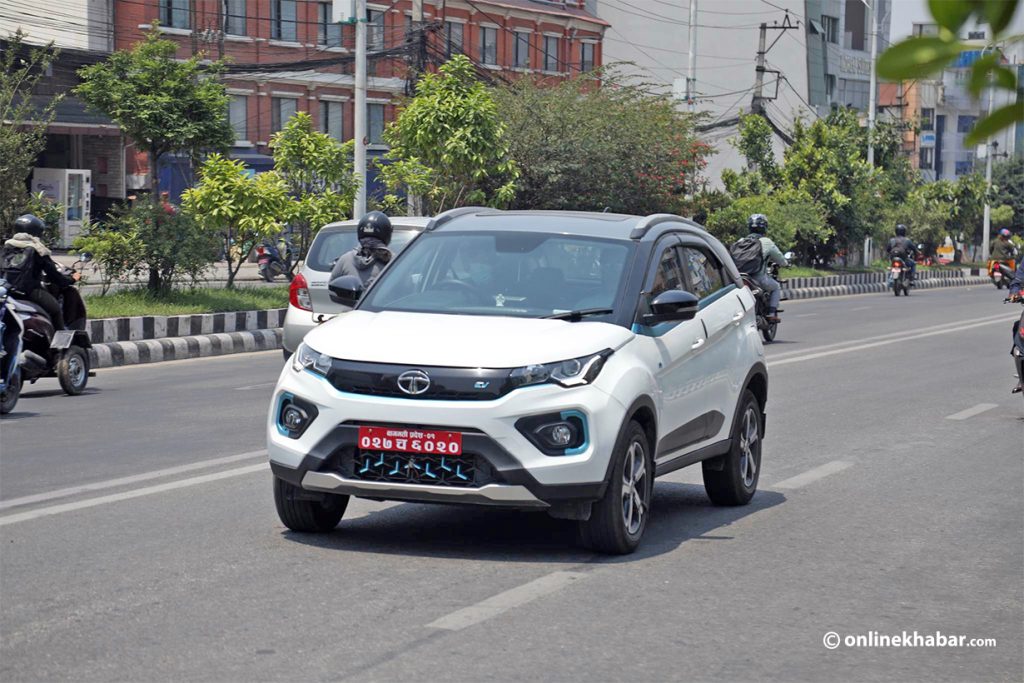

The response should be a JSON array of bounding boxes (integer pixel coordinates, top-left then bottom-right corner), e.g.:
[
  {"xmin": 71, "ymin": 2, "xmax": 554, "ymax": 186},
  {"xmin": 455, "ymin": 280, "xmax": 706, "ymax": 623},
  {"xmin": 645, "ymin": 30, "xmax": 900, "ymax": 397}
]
[
  {"xmin": 292, "ymin": 342, "xmax": 332, "ymax": 376},
  {"xmin": 509, "ymin": 350, "xmax": 612, "ymax": 389}
]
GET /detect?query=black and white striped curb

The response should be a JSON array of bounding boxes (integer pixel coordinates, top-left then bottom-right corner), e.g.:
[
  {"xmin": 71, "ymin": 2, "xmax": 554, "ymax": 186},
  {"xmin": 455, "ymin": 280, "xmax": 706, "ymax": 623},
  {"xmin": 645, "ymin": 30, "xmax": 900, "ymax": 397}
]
[
  {"xmin": 784, "ymin": 275, "xmax": 991, "ymax": 300},
  {"xmin": 87, "ymin": 309, "xmax": 287, "ymax": 345},
  {"xmin": 784, "ymin": 270, "xmax": 974, "ymax": 289},
  {"xmin": 88, "ymin": 329, "xmax": 282, "ymax": 368}
]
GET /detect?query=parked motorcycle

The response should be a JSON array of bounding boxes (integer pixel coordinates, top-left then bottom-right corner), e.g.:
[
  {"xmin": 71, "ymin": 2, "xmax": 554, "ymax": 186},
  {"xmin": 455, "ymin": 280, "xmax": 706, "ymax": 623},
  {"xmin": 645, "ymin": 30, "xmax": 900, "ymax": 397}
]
[
  {"xmin": 11, "ymin": 254, "xmax": 93, "ymax": 396},
  {"xmin": 0, "ymin": 276, "xmax": 23, "ymax": 414},
  {"xmin": 889, "ymin": 256, "xmax": 912, "ymax": 296},
  {"xmin": 988, "ymin": 257, "xmax": 1017, "ymax": 289},
  {"xmin": 257, "ymin": 238, "xmax": 293, "ymax": 283},
  {"xmin": 742, "ymin": 253, "xmax": 791, "ymax": 343}
]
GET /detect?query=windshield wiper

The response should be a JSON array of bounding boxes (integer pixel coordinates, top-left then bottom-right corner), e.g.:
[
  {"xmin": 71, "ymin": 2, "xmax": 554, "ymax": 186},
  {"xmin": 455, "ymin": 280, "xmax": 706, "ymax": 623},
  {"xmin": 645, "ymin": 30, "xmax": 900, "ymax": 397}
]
[{"xmin": 544, "ymin": 308, "xmax": 614, "ymax": 322}]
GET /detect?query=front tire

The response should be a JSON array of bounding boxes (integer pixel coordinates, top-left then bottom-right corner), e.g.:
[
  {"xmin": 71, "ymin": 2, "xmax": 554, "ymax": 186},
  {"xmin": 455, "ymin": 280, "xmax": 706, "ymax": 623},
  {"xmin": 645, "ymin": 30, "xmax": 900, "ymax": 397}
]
[
  {"xmin": 762, "ymin": 321, "xmax": 777, "ymax": 343},
  {"xmin": 578, "ymin": 420, "xmax": 653, "ymax": 555},
  {"xmin": 273, "ymin": 476, "xmax": 348, "ymax": 532},
  {"xmin": 57, "ymin": 346, "xmax": 89, "ymax": 395},
  {"xmin": 703, "ymin": 391, "xmax": 762, "ymax": 506},
  {"xmin": 0, "ymin": 373, "xmax": 21, "ymax": 415}
]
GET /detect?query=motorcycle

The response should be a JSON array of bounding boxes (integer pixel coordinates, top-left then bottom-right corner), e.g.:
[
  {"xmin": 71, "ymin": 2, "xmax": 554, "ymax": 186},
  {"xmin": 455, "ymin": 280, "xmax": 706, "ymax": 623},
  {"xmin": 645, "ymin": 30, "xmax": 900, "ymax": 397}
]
[
  {"xmin": 988, "ymin": 257, "xmax": 1017, "ymax": 289},
  {"xmin": 10, "ymin": 254, "xmax": 93, "ymax": 396},
  {"xmin": 998, "ymin": 265, "xmax": 1024, "ymax": 404},
  {"xmin": 257, "ymin": 238, "xmax": 293, "ymax": 283},
  {"xmin": 742, "ymin": 253, "xmax": 791, "ymax": 343},
  {"xmin": 0, "ymin": 276, "xmax": 23, "ymax": 414},
  {"xmin": 889, "ymin": 256, "xmax": 912, "ymax": 297}
]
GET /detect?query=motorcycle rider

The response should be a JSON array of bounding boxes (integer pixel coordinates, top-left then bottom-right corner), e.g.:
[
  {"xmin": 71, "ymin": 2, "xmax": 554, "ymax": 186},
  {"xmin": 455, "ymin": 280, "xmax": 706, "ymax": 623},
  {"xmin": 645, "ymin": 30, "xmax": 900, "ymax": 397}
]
[
  {"xmin": 0, "ymin": 214, "xmax": 79, "ymax": 329},
  {"xmin": 989, "ymin": 228, "xmax": 1017, "ymax": 274},
  {"xmin": 1008, "ymin": 259, "xmax": 1024, "ymax": 302},
  {"xmin": 887, "ymin": 224, "xmax": 919, "ymax": 286},
  {"xmin": 747, "ymin": 214, "xmax": 787, "ymax": 323},
  {"xmin": 330, "ymin": 211, "xmax": 393, "ymax": 289}
]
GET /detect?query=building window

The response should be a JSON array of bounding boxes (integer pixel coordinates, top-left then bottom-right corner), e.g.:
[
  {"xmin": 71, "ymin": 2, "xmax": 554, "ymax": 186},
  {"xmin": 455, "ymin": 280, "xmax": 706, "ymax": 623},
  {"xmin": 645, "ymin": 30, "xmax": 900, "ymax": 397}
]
[
  {"xmin": 229, "ymin": 95, "xmax": 248, "ymax": 142},
  {"xmin": 825, "ymin": 74, "xmax": 836, "ymax": 98},
  {"xmin": 317, "ymin": 2, "xmax": 342, "ymax": 46},
  {"xmin": 957, "ymin": 115, "xmax": 977, "ymax": 133},
  {"xmin": 821, "ymin": 15, "xmax": 838, "ymax": 43},
  {"xmin": 159, "ymin": 0, "xmax": 190, "ymax": 29},
  {"xmin": 918, "ymin": 147, "xmax": 934, "ymax": 170},
  {"xmin": 445, "ymin": 21, "xmax": 463, "ymax": 56},
  {"xmin": 481, "ymin": 27, "xmax": 498, "ymax": 66},
  {"xmin": 844, "ymin": 0, "xmax": 866, "ymax": 51},
  {"xmin": 544, "ymin": 35, "xmax": 560, "ymax": 72},
  {"xmin": 271, "ymin": 0, "xmax": 297, "ymax": 41},
  {"xmin": 321, "ymin": 101, "xmax": 343, "ymax": 141},
  {"xmin": 913, "ymin": 23, "xmax": 939, "ymax": 37},
  {"xmin": 955, "ymin": 159, "xmax": 974, "ymax": 176},
  {"xmin": 368, "ymin": 104, "xmax": 385, "ymax": 145},
  {"xmin": 271, "ymin": 97, "xmax": 297, "ymax": 133},
  {"xmin": 514, "ymin": 32, "xmax": 530, "ymax": 68},
  {"xmin": 223, "ymin": 0, "xmax": 245, "ymax": 35},
  {"xmin": 920, "ymin": 107, "xmax": 934, "ymax": 131},
  {"xmin": 580, "ymin": 42, "xmax": 595, "ymax": 72},
  {"xmin": 368, "ymin": 9, "xmax": 385, "ymax": 50}
]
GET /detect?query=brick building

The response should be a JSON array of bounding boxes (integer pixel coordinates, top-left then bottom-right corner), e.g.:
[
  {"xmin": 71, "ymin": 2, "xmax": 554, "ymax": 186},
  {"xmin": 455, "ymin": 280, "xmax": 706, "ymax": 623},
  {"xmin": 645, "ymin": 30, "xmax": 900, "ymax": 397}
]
[{"xmin": 110, "ymin": 0, "xmax": 606, "ymax": 198}]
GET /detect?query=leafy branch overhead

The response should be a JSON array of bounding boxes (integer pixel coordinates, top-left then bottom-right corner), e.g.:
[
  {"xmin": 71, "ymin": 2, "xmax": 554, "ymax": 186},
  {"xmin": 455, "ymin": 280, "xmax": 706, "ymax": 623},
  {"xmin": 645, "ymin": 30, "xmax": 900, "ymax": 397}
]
[{"xmin": 877, "ymin": 0, "xmax": 1023, "ymax": 146}]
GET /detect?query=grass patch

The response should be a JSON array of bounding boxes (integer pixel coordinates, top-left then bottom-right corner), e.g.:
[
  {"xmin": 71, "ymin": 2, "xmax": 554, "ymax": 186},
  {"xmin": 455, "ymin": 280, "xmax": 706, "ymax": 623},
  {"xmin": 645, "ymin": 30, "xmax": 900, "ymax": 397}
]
[
  {"xmin": 780, "ymin": 266, "xmax": 833, "ymax": 278},
  {"xmin": 85, "ymin": 286, "xmax": 289, "ymax": 319}
]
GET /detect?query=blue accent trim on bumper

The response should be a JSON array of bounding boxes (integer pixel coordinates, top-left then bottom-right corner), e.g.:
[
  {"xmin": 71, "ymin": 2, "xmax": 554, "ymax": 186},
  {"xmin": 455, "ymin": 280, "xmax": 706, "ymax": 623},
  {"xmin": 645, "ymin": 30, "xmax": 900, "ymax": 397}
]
[{"xmin": 560, "ymin": 409, "xmax": 590, "ymax": 456}]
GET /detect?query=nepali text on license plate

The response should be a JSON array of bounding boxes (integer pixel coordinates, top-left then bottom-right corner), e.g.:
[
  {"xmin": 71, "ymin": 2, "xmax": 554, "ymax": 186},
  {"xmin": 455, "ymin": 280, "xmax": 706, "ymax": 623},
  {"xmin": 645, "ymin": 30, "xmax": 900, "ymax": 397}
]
[{"xmin": 357, "ymin": 426, "xmax": 463, "ymax": 456}]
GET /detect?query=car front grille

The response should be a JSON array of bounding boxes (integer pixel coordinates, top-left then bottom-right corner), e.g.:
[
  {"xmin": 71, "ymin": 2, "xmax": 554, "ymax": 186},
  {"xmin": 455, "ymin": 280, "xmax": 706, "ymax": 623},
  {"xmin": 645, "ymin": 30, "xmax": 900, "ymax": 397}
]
[
  {"xmin": 324, "ymin": 359, "xmax": 514, "ymax": 401},
  {"xmin": 347, "ymin": 451, "xmax": 493, "ymax": 488}
]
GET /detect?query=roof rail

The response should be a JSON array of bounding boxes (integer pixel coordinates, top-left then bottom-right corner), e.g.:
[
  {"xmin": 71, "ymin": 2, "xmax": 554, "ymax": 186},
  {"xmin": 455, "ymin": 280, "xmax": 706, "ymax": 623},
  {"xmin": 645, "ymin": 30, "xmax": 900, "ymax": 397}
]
[
  {"xmin": 425, "ymin": 206, "xmax": 489, "ymax": 231},
  {"xmin": 630, "ymin": 213, "xmax": 687, "ymax": 240}
]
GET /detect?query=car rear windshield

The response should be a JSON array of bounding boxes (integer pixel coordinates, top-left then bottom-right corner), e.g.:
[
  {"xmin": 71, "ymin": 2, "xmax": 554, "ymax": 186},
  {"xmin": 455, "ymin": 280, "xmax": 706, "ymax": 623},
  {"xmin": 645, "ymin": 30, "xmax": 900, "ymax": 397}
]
[
  {"xmin": 359, "ymin": 231, "xmax": 634, "ymax": 319},
  {"xmin": 306, "ymin": 228, "xmax": 420, "ymax": 272}
]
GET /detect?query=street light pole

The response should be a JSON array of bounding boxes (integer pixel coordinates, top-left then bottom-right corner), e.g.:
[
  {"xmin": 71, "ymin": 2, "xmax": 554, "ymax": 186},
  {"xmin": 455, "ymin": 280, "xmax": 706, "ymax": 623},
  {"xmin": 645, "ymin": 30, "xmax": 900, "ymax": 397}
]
[
  {"xmin": 981, "ymin": 84, "xmax": 996, "ymax": 262},
  {"xmin": 354, "ymin": 0, "xmax": 368, "ymax": 218},
  {"xmin": 866, "ymin": 0, "xmax": 877, "ymax": 167},
  {"xmin": 686, "ymin": 0, "xmax": 697, "ymax": 113}
]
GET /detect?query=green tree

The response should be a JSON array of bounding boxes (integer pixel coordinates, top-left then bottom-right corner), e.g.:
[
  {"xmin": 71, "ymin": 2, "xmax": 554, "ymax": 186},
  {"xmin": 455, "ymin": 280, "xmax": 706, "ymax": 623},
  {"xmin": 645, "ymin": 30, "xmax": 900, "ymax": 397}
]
[
  {"xmin": 181, "ymin": 155, "xmax": 293, "ymax": 288},
  {"xmin": 991, "ymin": 204, "xmax": 1015, "ymax": 230},
  {"xmin": 878, "ymin": 0, "xmax": 1022, "ymax": 145},
  {"xmin": 992, "ymin": 157, "xmax": 1024, "ymax": 232},
  {"xmin": 270, "ymin": 112, "xmax": 358, "ymax": 271},
  {"xmin": 76, "ymin": 28, "xmax": 232, "ymax": 196},
  {"xmin": 494, "ymin": 69, "xmax": 710, "ymax": 214},
  {"xmin": 703, "ymin": 190, "xmax": 829, "ymax": 258},
  {"xmin": 378, "ymin": 55, "xmax": 518, "ymax": 213},
  {"xmin": 0, "ymin": 31, "xmax": 62, "ymax": 238}
]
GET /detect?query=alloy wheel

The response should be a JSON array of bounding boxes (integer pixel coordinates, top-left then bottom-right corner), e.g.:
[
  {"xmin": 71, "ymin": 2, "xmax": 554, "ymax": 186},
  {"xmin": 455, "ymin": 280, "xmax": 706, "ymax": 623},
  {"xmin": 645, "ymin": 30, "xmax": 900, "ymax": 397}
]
[
  {"xmin": 621, "ymin": 440, "xmax": 648, "ymax": 535},
  {"xmin": 738, "ymin": 407, "xmax": 760, "ymax": 487}
]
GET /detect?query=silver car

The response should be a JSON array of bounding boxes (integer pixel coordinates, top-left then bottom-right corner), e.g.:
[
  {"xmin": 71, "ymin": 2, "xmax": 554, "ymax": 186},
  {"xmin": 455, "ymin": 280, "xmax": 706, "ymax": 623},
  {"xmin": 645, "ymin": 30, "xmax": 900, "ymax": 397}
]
[{"xmin": 282, "ymin": 217, "xmax": 429, "ymax": 358}]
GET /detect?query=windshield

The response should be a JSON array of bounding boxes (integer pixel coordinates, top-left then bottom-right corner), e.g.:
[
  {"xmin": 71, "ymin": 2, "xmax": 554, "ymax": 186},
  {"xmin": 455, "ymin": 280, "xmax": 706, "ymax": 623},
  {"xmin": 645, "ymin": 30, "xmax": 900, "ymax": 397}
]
[
  {"xmin": 360, "ymin": 231, "xmax": 633, "ymax": 319},
  {"xmin": 307, "ymin": 228, "xmax": 420, "ymax": 272}
]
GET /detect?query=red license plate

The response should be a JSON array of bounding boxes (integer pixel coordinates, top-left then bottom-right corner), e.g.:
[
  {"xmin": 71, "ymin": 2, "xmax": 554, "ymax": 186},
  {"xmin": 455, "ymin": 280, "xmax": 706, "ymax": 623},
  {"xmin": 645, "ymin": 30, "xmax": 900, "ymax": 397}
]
[
  {"xmin": 357, "ymin": 426, "xmax": 463, "ymax": 456},
  {"xmin": 258, "ymin": 257, "xmax": 270, "ymax": 264}
]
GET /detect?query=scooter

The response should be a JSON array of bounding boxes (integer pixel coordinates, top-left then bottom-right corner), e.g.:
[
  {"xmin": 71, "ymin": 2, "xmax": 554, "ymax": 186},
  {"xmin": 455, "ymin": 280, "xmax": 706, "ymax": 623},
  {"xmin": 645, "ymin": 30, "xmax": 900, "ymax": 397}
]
[
  {"xmin": 889, "ymin": 256, "xmax": 912, "ymax": 296},
  {"xmin": 0, "ymin": 277, "xmax": 23, "ymax": 414},
  {"xmin": 742, "ymin": 253, "xmax": 791, "ymax": 343},
  {"xmin": 11, "ymin": 254, "xmax": 93, "ymax": 396},
  {"xmin": 989, "ymin": 257, "xmax": 1017, "ymax": 289},
  {"xmin": 257, "ymin": 238, "xmax": 293, "ymax": 283}
]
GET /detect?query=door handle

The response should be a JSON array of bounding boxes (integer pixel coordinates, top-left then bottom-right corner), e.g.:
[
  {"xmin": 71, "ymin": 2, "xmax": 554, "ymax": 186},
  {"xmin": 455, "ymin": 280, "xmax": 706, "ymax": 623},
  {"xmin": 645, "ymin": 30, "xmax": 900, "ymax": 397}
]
[
  {"xmin": 731, "ymin": 311, "xmax": 744, "ymax": 323},
  {"xmin": 691, "ymin": 338, "xmax": 706, "ymax": 350}
]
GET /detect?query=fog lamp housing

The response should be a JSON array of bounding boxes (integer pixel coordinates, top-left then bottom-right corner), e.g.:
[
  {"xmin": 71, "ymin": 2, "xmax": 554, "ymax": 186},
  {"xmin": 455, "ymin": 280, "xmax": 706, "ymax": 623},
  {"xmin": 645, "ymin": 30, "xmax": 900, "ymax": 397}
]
[
  {"xmin": 516, "ymin": 410, "xmax": 588, "ymax": 456},
  {"xmin": 276, "ymin": 393, "xmax": 318, "ymax": 439}
]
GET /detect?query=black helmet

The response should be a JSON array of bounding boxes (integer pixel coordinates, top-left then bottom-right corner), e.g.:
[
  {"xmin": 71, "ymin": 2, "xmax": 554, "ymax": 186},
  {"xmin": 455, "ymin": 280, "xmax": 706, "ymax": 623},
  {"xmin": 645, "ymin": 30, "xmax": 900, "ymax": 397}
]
[
  {"xmin": 895, "ymin": 224, "xmax": 907, "ymax": 237},
  {"xmin": 357, "ymin": 211, "xmax": 392, "ymax": 245},
  {"xmin": 14, "ymin": 214, "xmax": 46, "ymax": 238},
  {"xmin": 748, "ymin": 214, "xmax": 768, "ymax": 235}
]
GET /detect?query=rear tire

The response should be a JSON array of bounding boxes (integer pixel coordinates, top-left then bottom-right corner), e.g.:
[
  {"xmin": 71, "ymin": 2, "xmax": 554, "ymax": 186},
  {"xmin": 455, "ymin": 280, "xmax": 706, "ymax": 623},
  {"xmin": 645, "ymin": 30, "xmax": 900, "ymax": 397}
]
[
  {"xmin": 57, "ymin": 346, "xmax": 89, "ymax": 395},
  {"xmin": 262, "ymin": 268, "xmax": 275, "ymax": 283},
  {"xmin": 0, "ymin": 372, "xmax": 21, "ymax": 415},
  {"xmin": 578, "ymin": 420, "xmax": 653, "ymax": 555},
  {"xmin": 762, "ymin": 321, "xmax": 777, "ymax": 343},
  {"xmin": 703, "ymin": 391, "xmax": 762, "ymax": 506},
  {"xmin": 273, "ymin": 476, "xmax": 348, "ymax": 532},
  {"xmin": 893, "ymin": 281, "xmax": 901, "ymax": 296},
  {"xmin": 282, "ymin": 348, "xmax": 293, "ymax": 362}
]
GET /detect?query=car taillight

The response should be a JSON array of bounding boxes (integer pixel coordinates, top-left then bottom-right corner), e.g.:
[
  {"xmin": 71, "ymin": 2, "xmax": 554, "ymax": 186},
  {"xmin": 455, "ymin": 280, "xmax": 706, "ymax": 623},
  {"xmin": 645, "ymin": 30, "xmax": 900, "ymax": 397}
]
[
  {"xmin": 892, "ymin": 262, "xmax": 900, "ymax": 268},
  {"xmin": 289, "ymin": 273, "xmax": 312, "ymax": 311},
  {"xmin": 257, "ymin": 245, "xmax": 266, "ymax": 256}
]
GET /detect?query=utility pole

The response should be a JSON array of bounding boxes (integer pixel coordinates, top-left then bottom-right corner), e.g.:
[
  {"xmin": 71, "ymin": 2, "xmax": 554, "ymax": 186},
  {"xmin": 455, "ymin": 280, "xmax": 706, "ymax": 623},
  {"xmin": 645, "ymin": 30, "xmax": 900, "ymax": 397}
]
[
  {"xmin": 686, "ymin": 0, "xmax": 697, "ymax": 113},
  {"xmin": 354, "ymin": 0, "xmax": 368, "ymax": 218},
  {"xmin": 866, "ymin": 0, "xmax": 877, "ymax": 167},
  {"xmin": 982, "ymin": 84, "xmax": 995, "ymax": 262},
  {"xmin": 752, "ymin": 23, "xmax": 767, "ymax": 114}
]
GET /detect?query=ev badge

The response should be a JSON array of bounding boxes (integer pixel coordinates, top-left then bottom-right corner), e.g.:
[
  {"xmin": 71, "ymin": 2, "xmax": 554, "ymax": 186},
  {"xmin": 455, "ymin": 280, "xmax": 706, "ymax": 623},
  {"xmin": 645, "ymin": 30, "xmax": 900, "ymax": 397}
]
[{"xmin": 397, "ymin": 369, "xmax": 431, "ymax": 395}]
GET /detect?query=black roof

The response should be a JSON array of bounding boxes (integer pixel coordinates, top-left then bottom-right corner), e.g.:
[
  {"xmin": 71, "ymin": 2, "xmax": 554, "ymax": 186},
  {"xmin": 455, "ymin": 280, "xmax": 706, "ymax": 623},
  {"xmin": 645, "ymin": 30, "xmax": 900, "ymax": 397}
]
[{"xmin": 430, "ymin": 208, "xmax": 709, "ymax": 242}]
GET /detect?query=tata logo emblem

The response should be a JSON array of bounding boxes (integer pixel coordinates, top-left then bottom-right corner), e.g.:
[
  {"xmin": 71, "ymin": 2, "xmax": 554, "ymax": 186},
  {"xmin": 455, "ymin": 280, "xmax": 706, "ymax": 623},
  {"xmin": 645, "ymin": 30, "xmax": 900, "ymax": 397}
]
[{"xmin": 397, "ymin": 369, "xmax": 431, "ymax": 395}]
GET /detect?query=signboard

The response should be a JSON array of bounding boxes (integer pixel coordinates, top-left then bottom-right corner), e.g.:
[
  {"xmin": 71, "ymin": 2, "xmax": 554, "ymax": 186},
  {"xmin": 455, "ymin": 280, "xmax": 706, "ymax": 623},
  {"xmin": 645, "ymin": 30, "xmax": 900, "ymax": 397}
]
[{"xmin": 920, "ymin": 132, "xmax": 935, "ymax": 147}]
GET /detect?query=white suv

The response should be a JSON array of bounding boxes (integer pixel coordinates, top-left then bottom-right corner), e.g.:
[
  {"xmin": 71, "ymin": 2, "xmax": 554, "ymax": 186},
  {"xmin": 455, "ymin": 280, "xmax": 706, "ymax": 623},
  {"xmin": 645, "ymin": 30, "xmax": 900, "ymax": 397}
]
[{"xmin": 267, "ymin": 209, "xmax": 768, "ymax": 554}]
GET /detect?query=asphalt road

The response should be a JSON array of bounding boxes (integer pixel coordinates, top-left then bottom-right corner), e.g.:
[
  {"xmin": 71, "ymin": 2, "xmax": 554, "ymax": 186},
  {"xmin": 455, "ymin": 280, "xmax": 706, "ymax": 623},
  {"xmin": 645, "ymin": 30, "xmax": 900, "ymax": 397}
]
[{"xmin": 2, "ymin": 284, "xmax": 1022, "ymax": 682}]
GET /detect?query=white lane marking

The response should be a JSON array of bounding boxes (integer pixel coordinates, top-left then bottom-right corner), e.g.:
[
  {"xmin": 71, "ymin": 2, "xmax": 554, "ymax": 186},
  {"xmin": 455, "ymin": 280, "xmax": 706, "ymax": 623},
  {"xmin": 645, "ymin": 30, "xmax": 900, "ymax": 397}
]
[
  {"xmin": 794, "ymin": 313, "xmax": 818, "ymax": 318},
  {"xmin": 851, "ymin": 306, "xmax": 871, "ymax": 311},
  {"xmin": 768, "ymin": 313, "xmax": 1008, "ymax": 363},
  {"xmin": 0, "ymin": 464, "xmax": 269, "ymax": 527},
  {"xmin": 772, "ymin": 461, "xmax": 854, "ymax": 490},
  {"xmin": 427, "ymin": 571, "xmax": 588, "ymax": 632},
  {"xmin": 945, "ymin": 403, "xmax": 999, "ymax": 421},
  {"xmin": 234, "ymin": 382, "xmax": 277, "ymax": 391},
  {"xmin": 0, "ymin": 450, "xmax": 268, "ymax": 511},
  {"xmin": 769, "ymin": 318, "xmax": 1005, "ymax": 368}
]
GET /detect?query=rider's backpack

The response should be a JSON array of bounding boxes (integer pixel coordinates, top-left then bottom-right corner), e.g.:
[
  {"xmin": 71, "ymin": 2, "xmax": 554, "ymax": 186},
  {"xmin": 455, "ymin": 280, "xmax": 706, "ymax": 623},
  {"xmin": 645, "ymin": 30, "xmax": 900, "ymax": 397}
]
[
  {"xmin": 730, "ymin": 234, "xmax": 764, "ymax": 275},
  {"xmin": 0, "ymin": 245, "xmax": 39, "ymax": 295}
]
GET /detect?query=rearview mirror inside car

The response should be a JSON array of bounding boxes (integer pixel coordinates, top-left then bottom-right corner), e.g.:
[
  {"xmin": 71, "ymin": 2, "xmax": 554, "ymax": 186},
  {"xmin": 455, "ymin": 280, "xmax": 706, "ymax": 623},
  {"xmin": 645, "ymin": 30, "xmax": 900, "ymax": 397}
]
[
  {"xmin": 328, "ymin": 275, "xmax": 364, "ymax": 306},
  {"xmin": 642, "ymin": 290, "xmax": 699, "ymax": 325}
]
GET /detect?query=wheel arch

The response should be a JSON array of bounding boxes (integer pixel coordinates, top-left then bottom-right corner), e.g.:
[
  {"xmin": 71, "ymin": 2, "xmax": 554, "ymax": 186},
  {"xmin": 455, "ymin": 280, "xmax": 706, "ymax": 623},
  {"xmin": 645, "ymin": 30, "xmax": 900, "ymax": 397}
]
[{"xmin": 741, "ymin": 362, "xmax": 768, "ymax": 436}]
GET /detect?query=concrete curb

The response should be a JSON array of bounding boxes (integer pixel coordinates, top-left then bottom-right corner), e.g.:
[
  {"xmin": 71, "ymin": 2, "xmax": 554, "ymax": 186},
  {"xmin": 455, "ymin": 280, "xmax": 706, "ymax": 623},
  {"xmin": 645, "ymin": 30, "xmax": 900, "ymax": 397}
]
[
  {"xmin": 87, "ymin": 309, "xmax": 287, "ymax": 345},
  {"xmin": 88, "ymin": 329, "xmax": 282, "ymax": 369},
  {"xmin": 784, "ymin": 275, "xmax": 991, "ymax": 300}
]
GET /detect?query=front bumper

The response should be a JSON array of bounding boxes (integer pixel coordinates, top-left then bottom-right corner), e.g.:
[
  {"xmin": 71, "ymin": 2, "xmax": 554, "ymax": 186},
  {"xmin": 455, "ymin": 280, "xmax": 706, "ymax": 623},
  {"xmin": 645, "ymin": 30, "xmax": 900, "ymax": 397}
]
[{"xmin": 267, "ymin": 364, "xmax": 628, "ymax": 508}]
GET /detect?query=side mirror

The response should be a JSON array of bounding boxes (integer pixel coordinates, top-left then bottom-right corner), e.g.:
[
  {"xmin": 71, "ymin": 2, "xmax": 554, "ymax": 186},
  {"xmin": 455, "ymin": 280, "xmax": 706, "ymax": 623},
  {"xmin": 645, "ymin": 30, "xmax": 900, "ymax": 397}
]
[
  {"xmin": 642, "ymin": 290, "xmax": 699, "ymax": 325},
  {"xmin": 328, "ymin": 275, "xmax": 364, "ymax": 306},
  {"xmin": 80, "ymin": 252, "xmax": 93, "ymax": 263},
  {"xmin": 783, "ymin": 251, "xmax": 794, "ymax": 261}
]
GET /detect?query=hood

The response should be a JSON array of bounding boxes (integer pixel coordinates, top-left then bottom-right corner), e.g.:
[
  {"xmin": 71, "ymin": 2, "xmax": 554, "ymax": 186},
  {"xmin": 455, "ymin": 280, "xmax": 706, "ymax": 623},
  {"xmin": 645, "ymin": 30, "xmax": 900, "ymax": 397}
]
[
  {"xmin": 5, "ymin": 233, "xmax": 50, "ymax": 257},
  {"xmin": 303, "ymin": 310, "xmax": 634, "ymax": 367}
]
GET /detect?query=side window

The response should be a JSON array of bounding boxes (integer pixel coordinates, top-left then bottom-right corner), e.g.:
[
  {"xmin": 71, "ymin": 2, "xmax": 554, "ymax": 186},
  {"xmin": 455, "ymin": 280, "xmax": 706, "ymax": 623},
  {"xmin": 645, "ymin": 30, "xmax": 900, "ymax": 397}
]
[
  {"xmin": 680, "ymin": 246, "xmax": 725, "ymax": 301},
  {"xmin": 649, "ymin": 246, "xmax": 685, "ymax": 298}
]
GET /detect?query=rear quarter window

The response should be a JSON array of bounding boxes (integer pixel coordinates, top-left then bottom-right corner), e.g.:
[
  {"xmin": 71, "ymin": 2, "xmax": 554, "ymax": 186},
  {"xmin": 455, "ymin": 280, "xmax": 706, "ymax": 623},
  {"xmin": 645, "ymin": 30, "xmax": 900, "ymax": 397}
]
[{"xmin": 306, "ymin": 228, "xmax": 420, "ymax": 272}]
